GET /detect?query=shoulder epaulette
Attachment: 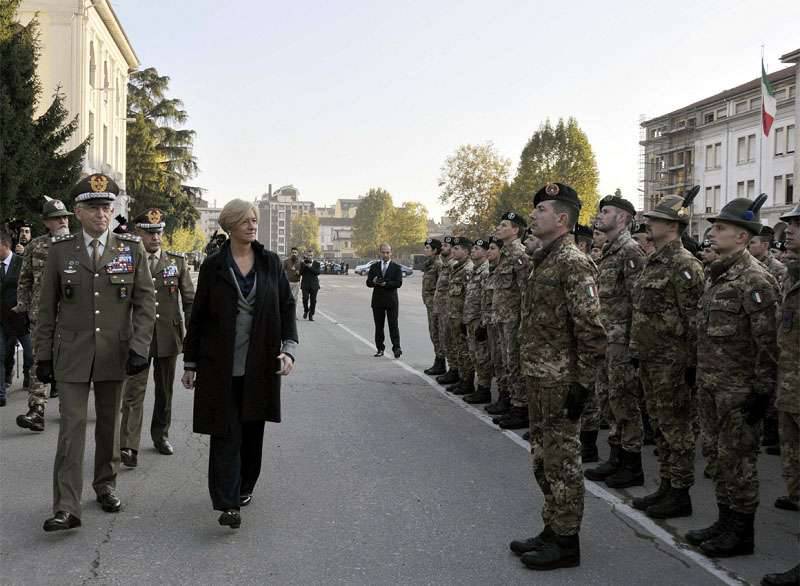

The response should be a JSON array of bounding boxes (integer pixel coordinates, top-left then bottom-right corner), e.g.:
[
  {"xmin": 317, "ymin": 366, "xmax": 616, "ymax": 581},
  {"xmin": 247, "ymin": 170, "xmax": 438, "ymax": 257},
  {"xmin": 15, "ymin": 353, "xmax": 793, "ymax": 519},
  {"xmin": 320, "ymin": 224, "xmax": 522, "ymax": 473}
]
[
  {"xmin": 166, "ymin": 250, "xmax": 186, "ymax": 258},
  {"xmin": 115, "ymin": 233, "xmax": 141, "ymax": 243},
  {"xmin": 50, "ymin": 233, "xmax": 77, "ymax": 244}
]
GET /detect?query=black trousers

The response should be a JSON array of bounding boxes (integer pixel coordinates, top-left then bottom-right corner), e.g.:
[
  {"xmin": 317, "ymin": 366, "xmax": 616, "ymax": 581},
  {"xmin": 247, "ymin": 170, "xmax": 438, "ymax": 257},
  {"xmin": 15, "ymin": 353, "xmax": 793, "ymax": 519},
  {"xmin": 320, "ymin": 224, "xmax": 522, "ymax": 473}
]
[
  {"xmin": 372, "ymin": 305, "xmax": 400, "ymax": 352},
  {"xmin": 208, "ymin": 377, "xmax": 266, "ymax": 511},
  {"xmin": 302, "ymin": 288, "xmax": 318, "ymax": 316}
]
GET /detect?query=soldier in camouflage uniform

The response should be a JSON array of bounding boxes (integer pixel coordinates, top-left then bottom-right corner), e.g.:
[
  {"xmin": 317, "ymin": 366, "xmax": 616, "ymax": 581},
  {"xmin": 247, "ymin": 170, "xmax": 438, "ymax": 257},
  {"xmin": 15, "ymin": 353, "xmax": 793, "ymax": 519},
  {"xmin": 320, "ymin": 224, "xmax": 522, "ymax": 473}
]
[
  {"xmin": 584, "ymin": 196, "xmax": 646, "ymax": 489},
  {"xmin": 434, "ymin": 237, "xmax": 458, "ymax": 385},
  {"xmin": 14, "ymin": 197, "xmax": 73, "ymax": 432},
  {"xmin": 685, "ymin": 195, "xmax": 779, "ymax": 558},
  {"xmin": 491, "ymin": 212, "xmax": 530, "ymax": 429},
  {"xmin": 483, "ymin": 237, "xmax": 506, "ymax": 413},
  {"xmin": 627, "ymin": 192, "xmax": 705, "ymax": 519},
  {"xmin": 511, "ymin": 183, "xmax": 606, "ymax": 571},
  {"xmin": 773, "ymin": 204, "xmax": 800, "ymax": 513},
  {"xmin": 445, "ymin": 237, "xmax": 474, "ymax": 395},
  {"xmin": 421, "ymin": 238, "xmax": 446, "ymax": 376},
  {"xmin": 462, "ymin": 238, "xmax": 492, "ymax": 404}
]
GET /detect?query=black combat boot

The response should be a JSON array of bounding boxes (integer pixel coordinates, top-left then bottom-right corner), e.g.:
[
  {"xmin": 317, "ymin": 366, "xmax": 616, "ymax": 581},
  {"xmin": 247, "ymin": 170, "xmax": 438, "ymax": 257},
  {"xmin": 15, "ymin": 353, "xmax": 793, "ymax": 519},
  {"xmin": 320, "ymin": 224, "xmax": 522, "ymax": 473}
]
[
  {"xmin": 509, "ymin": 525, "xmax": 556, "ymax": 556},
  {"xmin": 497, "ymin": 406, "xmax": 529, "ymax": 429},
  {"xmin": 762, "ymin": 564, "xmax": 800, "ymax": 586},
  {"xmin": 699, "ymin": 510, "xmax": 754, "ymax": 557},
  {"xmin": 463, "ymin": 385, "xmax": 491, "ymax": 404},
  {"xmin": 632, "ymin": 478, "xmax": 670, "ymax": 511},
  {"xmin": 485, "ymin": 392, "xmax": 511, "ymax": 415},
  {"xmin": 584, "ymin": 445, "xmax": 621, "ymax": 481},
  {"xmin": 605, "ymin": 449, "xmax": 644, "ymax": 489},
  {"xmin": 436, "ymin": 369, "xmax": 459, "ymax": 385},
  {"xmin": 424, "ymin": 357, "xmax": 446, "ymax": 376},
  {"xmin": 646, "ymin": 486, "xmax": 692, "ymax": 519},
  {"xmin": 686, "ymin": 503, "xmax": 730, "ymax": 546},
  {"xmin": 452, "ymin": 376, "xmax": 474, "ymax": 396},
  {"xmin": 580, "ymin": 430, "xmax": 599, "ymax": 463},
  {"xmin": 444, "ymin": 381, "xmax": 462, "ymax": 393},
  {"xmin": 49, "ymin": 382, "xmax": 59, "ymax": 398},
  {"xmin": 522, "ymin": 431, "xmax": 530, "ymax": 442},
  {"xmin": 16, "ymin": 405, "xmax": 45, "ymax": 432},
  {"xmin": 23, "ymin": 368, "xmax": 31, "ymax": 389},
  {"xmin": 520, "ymin": 533, "xmax": 580, "ymax": 570}
]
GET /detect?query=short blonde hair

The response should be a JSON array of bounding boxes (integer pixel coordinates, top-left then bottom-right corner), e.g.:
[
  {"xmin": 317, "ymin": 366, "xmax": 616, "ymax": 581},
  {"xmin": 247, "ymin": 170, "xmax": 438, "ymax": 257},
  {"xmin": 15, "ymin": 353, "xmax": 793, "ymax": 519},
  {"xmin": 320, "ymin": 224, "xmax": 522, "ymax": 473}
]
[{"xmin": 218, "ymin": 199, "xmax": 259, "ymax": 234}]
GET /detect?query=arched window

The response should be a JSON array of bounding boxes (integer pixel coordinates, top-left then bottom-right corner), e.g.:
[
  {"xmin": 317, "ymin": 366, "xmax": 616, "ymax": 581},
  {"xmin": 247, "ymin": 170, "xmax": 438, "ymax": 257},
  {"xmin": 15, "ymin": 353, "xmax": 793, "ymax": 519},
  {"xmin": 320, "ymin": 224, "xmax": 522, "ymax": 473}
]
[{"xmin": 89, "ymin": 41, "xmax": 96, "ymax": 87}]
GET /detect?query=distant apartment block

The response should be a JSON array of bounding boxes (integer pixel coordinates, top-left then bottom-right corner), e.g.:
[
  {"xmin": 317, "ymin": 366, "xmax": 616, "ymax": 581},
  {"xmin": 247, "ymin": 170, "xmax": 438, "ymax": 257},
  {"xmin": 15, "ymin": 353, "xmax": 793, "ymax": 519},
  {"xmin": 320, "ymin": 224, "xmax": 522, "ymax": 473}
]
[{"xmin": 257, "ymin": 185, "xmax": 315, "ymax": 256}]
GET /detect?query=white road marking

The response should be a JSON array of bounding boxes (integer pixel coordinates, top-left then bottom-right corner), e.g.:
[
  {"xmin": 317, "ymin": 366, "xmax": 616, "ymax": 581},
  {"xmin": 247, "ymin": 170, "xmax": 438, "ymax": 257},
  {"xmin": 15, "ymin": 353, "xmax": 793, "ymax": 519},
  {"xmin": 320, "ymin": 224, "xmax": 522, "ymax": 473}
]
[{"xmin": 315, "ymin": 308, "xmax": 746, "ymax": 586}]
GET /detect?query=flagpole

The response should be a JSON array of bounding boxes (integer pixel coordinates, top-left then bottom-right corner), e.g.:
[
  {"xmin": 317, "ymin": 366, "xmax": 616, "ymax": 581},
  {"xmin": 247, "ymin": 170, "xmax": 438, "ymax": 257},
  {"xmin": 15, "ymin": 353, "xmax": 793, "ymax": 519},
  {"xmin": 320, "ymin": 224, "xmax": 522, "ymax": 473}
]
[{"xmin": 760, "ymin": 46, "xmax": 765, "ymax": 195}]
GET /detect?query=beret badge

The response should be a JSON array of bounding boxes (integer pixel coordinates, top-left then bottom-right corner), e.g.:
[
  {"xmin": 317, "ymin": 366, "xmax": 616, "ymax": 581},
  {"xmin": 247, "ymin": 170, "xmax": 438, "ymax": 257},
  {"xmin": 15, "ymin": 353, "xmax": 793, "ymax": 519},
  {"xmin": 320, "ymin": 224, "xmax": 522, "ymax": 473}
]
[
  {"xmin": 89, "ymin": 174, "xmax": 109, "ymax": 193},
  {"xmin": 545, "ymin": 183, "xmax": 560, "ymax": 196}
]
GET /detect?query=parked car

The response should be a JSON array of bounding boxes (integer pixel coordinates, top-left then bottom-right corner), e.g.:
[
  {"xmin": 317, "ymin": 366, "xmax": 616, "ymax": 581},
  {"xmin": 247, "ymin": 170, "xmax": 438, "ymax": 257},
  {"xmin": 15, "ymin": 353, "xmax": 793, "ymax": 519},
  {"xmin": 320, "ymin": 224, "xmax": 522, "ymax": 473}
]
[{"xmin": 354, "ymin": 260, "xmax": 414, "ymax": 277}]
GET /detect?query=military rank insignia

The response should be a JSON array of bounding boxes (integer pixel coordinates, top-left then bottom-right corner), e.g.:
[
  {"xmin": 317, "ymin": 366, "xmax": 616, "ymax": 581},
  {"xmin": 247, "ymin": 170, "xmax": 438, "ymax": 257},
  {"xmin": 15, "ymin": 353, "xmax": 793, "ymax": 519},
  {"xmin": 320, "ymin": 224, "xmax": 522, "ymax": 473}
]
[
  {"xmin": 587, "ymin": 284, "xmax": 597, "ymax": 298},
  {"xmin": 163, "ymin": 263, "xmax": 179, "ymax": 278},
  {"xmin": 682, "ymin": 270, "xmax": 693, "ymax": 281},
  {"xmin": 119, "ymin": 286, "xmax": 128, "ymax": 300},
  {"xmin": 63, "ymin": 259, "xmax": 79, "ymax": 274},
  {"xmin": 628, "ymin": 260, "xmax": 636, "ymax": 269},
  {"xmin": 752, "ymin": 291, "xmax": 762, "ymax": 304},
  {"xmin": 106, "ymin": 250, "xmax": 134, "ymax": 274}
]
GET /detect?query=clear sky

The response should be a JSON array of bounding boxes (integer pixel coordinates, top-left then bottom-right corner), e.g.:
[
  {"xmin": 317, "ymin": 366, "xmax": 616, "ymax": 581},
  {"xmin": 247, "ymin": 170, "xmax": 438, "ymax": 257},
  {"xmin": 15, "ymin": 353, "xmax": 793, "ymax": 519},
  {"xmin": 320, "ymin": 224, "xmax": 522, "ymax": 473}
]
[{"xmin": 112, "ymin": 0, "xmax": 800, "ymax": 219}]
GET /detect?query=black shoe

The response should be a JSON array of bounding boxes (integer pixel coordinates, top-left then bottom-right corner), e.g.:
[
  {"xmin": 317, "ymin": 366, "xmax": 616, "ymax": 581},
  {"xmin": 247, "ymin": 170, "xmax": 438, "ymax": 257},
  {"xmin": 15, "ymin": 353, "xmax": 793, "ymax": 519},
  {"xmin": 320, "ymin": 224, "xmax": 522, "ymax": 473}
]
[
  {"xmin": 605, "ymin": 449, "xmax": 644, "ymax": 489},
  {"xmin": 0, "ymin": 399, "xmax": 6, "ymax": 407},
  {"xmin": 498, "ymin": 406, "xmax": 529, "ymax": 429},
  {"xmin": 4, "ymin": 373, "xmax": 10, "ymax": 387},
  {"xmin": 49, "ymin": 383, "xmax": 59, "ymax": 398},
  {"xmin": 522, "ymin": 431, "xmax": 531, "ymax": 442},
  {"xmin": 580, "ymin": 430, "xmax": 599, "ymax": 463},
  {"xmin": 686, "ymin": 504, "xmax": 729, "ymax": 546},
  {"xmin": 43, "ymin": 511, "xmax": 81, "ymax": 532},
  {"xmin": 520, "ymin": 534, "xmax": 580, "ymax": 570},
  {"xmin": 120, "ymin": 449, "xmax": 138, "ymax": 468},
  {"xmin": 451, "ymin": 378, "xmax": 474, "ymax": 396},
  {"xmin": 424, "ymin": 357, "xmax": 446, "ymax": 376},
  {"xmin": 16, "ymin": 405, "xmax": 45, "ymax": 432},
  {"xmin": 774, "ymin": 496, "xmax": 800, "ymax": 511},
  {"xmin": 374, "ymin": 350, "xmax": 384, "ymax": 357},
  {"xmin": 303, "ymin": 311, "xmax": 308, "ymax": 319},
  {"xmin": 463, "ymin": 385, "xmax": 491, "ymax": 404},
  {"xmin": 646, "ymin": 486, "xmax": 692, "ymax": 519},
  {"xmin": 154, "ymin": 439, "xmax": 174, "ymax": 455},
  {"xmin": 510, "ymin": 525, "xmax": 556, "ymax": 556},
  {"xmin": 97, "ymin": 492, "xmax": 122, "ymax": 513},
  {"xmin": 218, "ymin": 510, "xmax": 241, "ymax": 528},
  {"xmin": 762, "ymin": 564, "xmax": 800, "ymax": 586},
  {"xmin": 584, "ymin": 445, "xmax": 622, "ymax": 481},
  {"xmin": 393, "ymin": 348, "xmax": 402, "ymax": 358},
  {"xmin": 309, "ymin": 315, "xmax": 314, "ymax": 321},
  {"xmin": 436, "ymin": 369, "xmax": 459, "ymax": 385},
  {"xmin": 699, "ymin": 510, "xmax": 754, "ymax": 558},
  {"xmin": 239, "ymin": 494, "xmax": 253, "ymax": 507},
  {"xmin": 485, "ymin": 393, "xmax": 510, "ymax": 415},
  {"xmin": 633, "ymin": 478, "xmax": 670, "ymax": 511},
  {"xmin": 23, "ymin": 369, "xmax": 31, "ymax": 389},
  {"xmin": 444, "ymin": 382, "xmax": 461, "ymax": 393}
]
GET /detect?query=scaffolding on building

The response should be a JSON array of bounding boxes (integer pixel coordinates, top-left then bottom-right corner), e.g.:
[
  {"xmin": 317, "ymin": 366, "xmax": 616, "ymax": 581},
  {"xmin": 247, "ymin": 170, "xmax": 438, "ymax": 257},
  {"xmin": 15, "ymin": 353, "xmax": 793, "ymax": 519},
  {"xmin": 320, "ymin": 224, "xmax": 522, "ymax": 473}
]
[{"xmin": 639, "ymin": 115, "xmax": 697, "ymax": 213}]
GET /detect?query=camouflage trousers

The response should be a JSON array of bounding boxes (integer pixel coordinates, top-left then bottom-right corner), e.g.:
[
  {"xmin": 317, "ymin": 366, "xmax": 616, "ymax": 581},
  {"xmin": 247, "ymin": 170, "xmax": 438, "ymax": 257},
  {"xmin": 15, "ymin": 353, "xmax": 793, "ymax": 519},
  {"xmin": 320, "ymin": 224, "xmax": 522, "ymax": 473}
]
[
  {"xmin": 448, "ymin": 315, "xmax": 473, "ymax": 380},
  {"xmin": 27, "ymin": 320, "xmax": 49, "ymax": 409},
  {"xmin": 698, "ymin": 384, "xmax": 760, "ymax": 514},
  {"xmin": 581, "ymin": 361, "xmax": 612, "ymax": 437},
  {"xmin": 779, "ymin": 411, "xmax": 800, "ymax": 500},
  {"xmin": 424, "ymin": 302, "xmax": 444, "ymax": 359},
  {"xmin": 487, "ymin": 324, "xmax": 506, "ymax": 396},
  {"xmin": 605, "ymin": 344, "xmax": 642, "ymax": 451},
  {"xmin": 497, "ymin": 320, "xmax": 527, "ymax": 408},
  {"xmin": 289, "ymin": 282, "xmax": 301, "ymax": 316},
  {"xmin": 466, "ymin": 320, "xmax": 492, "ymax": 387},
  {"xmin": 433, "ymin": 302, "xmax": 450, "ymax": 366},
  {"xmin": 641, "ymin": 359, "xmax": 696, "ymax": 488},
  {"xmin": 527, "ymin": 379, "xmax": 584, "ymax": 536}
]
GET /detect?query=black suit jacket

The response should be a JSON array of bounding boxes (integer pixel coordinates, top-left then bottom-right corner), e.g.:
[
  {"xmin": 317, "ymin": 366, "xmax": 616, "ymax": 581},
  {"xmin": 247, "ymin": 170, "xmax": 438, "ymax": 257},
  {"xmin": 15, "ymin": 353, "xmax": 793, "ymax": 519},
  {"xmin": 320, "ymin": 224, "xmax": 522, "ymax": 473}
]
[
  {"xmin": 0, "ymin": 254, "xmax": 29, "ymax": 336},
  {"xmin": 300, "ymin": 260, "xmax": 321, "ymax": 291},
  {"xmin": 366, "ymin": 260, "xmax": 403, "ymax": 308}
]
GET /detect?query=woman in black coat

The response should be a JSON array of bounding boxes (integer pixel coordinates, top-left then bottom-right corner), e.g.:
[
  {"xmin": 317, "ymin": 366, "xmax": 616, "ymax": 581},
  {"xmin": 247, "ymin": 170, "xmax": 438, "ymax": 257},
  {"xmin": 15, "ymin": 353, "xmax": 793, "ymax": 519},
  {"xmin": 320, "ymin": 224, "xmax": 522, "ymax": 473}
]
[{"xmin": 181, "ymin": 199, "xmax": 298, "ymax": 529}]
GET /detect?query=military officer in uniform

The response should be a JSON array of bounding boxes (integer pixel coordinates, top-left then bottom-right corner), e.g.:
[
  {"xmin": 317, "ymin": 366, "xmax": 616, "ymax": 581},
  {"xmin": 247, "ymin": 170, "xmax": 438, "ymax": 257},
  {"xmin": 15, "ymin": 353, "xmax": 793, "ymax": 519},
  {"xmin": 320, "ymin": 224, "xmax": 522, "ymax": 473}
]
[
  {"xmin": 483, "ymin": 237, "xmax": 505, "ymax": 412},
  {"xmin": 421, "ymin": 238, "xmax": 446, "ymax": 375},
  {"xmin": 36, "ymin": 174, "xmax": 156, "ymax": 531},
  {"xmin": 462, "ymin": 238, "xmax": 493, "ymax": 404},
  {"xmin": 511, "ymin": 183, "xmax": 606, "ymax": 570},
  {"xmin": 434, "ymin": 237, "xmax": 457, "ymax": 385},
  {"xmin": 119, "ymin": 209, "xmax": 195, "ymax": 467},
  {"xmin": 749, "ymin": 225, "xmax": 788, "ymax": 292},
  {"xmin": 573, "ymin": 224, "xmax": 594, "ymax": 256},
  {"xmin": 686, "ymin": 194, "xmax": 779, "ymax": 557},
  {"xmin": 444, "ymin": 237, "xmax": 474, "ymax": 395},
  {"xmin": 14, "ymin": 197, "xmax": 73, "ymax": 431}
]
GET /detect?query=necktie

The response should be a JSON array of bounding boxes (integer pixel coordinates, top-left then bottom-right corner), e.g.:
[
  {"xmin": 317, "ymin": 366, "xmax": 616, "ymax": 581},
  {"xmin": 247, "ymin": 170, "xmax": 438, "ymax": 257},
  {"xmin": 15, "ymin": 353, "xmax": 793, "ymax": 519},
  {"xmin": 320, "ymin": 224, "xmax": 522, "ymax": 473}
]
[
  {"xmin": 0, "ymin": 261, "xmax": 5, "ymax": 280},
  {"xmin": 382, "ymin": 261, "xmax": 387, "ymax": 276},
  {"xmin": 149, "ymin": 254, "xmax": 158, "ymax": 275},
  {"xmin": 90, "ymin": 239, "xmax": 100, "ymax": 270}
]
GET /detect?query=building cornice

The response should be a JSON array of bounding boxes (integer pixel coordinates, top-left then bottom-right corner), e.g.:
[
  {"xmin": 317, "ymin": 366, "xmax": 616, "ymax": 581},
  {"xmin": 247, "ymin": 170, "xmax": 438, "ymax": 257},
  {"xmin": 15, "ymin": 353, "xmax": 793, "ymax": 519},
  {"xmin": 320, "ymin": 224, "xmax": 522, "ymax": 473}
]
[
  {"xmin": 91, "ymin": 0, "xmax": 139, "ymax": 69},
  {"xmin": 780, "ymin": 48, "xmax": 800, "ymax": 63}
]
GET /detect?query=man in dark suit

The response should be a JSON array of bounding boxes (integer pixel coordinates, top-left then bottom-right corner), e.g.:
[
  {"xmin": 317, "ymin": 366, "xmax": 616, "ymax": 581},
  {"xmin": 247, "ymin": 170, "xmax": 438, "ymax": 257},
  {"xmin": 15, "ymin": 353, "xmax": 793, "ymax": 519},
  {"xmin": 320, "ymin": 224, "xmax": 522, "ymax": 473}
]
[
  {"xmin": 367, "ymin": 243, "xmax": 403, "ymax": 358},
  {"xmin": 300, "ymin": 251, "xmax": 321, "ymax": 321},
  {"xmin": 0, "ymin": 231, "xmax": 29, "ymax": 406}
]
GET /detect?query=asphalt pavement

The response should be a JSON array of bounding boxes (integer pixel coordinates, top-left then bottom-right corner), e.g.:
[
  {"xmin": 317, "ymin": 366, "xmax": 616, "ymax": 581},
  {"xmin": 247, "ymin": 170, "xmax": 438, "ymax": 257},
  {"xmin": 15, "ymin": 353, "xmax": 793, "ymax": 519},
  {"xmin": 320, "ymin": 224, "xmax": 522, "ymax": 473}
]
[{"xmin": 0, "ymin": 272, "xmax": 797, "ymax": 585}]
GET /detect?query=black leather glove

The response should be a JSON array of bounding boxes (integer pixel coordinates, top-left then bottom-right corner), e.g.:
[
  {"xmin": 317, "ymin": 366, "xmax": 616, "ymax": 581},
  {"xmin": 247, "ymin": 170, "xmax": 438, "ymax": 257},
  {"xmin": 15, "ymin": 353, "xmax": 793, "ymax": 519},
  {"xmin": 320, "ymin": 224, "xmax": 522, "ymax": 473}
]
[
  {"xmin": 475, "ymin": 326, "xmax": 488, "ymax": 342},
  {"xmin": 685, "ymin": 366, "xmax": 696, "ymax": 388},
  {"xmin": 564, "ymin": 383, "xmax": 590, "ymax": 422},
  {"xmin": 126, "ymin": 351, "xmax": 149, "ymax": 376},
  {"xmin": 36, "ymin": 360, "xmax": 54, "ymax": 384},
  {"xmin": 630, "ymin": 356, "xmax": 640, "ymax": 369},
  {"xmin": 742, "ymin": 392, "xmax": 770, "ymax": 425}
]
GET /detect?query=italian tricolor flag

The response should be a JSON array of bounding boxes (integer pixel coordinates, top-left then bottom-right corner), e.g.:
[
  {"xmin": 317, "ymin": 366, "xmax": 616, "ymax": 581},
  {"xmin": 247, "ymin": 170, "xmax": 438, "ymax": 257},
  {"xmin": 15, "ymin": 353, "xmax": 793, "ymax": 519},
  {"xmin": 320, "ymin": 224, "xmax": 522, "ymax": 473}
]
[{"xmin": 761, "ymin": 59, "xmax": 776, "ymax": 136}]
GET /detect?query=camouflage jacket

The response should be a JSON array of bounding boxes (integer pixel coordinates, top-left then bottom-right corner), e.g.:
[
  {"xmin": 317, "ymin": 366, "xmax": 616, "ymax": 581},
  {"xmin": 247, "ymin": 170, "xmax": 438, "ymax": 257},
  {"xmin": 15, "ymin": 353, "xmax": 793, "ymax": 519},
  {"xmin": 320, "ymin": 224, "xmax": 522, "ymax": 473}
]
[
  {"xmin": 492, "ymin": 238, "xmax": 529, "ymax": 323},
  {"xmin": 463, "ymin": 259, "xmax": 488, "ymax": 324},
  {"xmin": 756, "ymin": 253, "xmax": 788, "ymax": 294},
  {"xmin": 596, "ymin": 230, "xmax": 645, "ymax": 345},
  {"xmin": 16, "ymin": 233, "xmax": 51, "ymax": 321},
  {"xmin": 481, "ymin": 262, "xmax": 497, "ymax": 326},
  {"xmin": 697, "ymin": 249, "xmax": 779, "ymax": 395},
  {"xmin": 447, "ymin": 257, "xmax": 473, "ymax": 318},
  {"xmin": 776, "ymin": 264, "xmax": 799, "ymax": 413},
  {"xmin": 422, "ymin": 255, "xmax": 441, "ymax": 306},
  {"xmin": 519, "ymin": 234, "xmax": 607, "ymax": 388},
  {"xmin": 282, "ymin": 257, "xmax": 303, "ymax": 283},
  {"xmin": 433, "ymin": 256, "xmax": 452, "ymax": 313},
  {"xmin": 630, "ymin": 238, "xmax": 705, "ymax": 364}
]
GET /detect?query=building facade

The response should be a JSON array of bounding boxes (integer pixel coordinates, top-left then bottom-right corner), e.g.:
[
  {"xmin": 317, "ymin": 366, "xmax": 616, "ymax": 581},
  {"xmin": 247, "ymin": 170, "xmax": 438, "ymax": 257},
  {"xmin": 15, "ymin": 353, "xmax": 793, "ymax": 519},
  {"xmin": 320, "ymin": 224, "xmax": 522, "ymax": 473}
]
[
  {"xmin": 17, "ymin": 0, "xmax": 139, "ymax": 221},
  {"xmin": 257, "ymin": 185, "xmax": 315, "ymax": 256},
  {"xmin": 318, "ymin": 217, "xmax": 355, "ymax": 258},
  {"xmin": 640, "ymin": 56, "xmax": 797, "ymax": 237}
]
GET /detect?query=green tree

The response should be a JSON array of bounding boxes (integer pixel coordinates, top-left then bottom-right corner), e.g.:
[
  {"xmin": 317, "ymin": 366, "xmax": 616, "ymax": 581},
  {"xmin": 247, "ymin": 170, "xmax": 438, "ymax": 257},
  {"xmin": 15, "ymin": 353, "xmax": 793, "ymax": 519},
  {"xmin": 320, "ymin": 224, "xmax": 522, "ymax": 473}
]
[
  {"xmin": 0, "ymin": 1, "xmax": 88, "ymax": 224},
  {"xmin": 352, "ymin": 187, "xmax": 394, "ymax": 257},
  {"xmin": 496, "ymin": 118, "xmax": 599, "ymax": 226},
  {"xmin": 438, "ymin": 143, "xmax": 511, "ymax": 235},
  {"xmin": 290, "ymin": 213, "xmax": 320, "ymax": 255},
  {"xmin": 162, "ymin": 225, "xmax": 206, "ymax": 253},
  {"xmin": 126, "ymin": 67, "xmax": 199, "ymax": 230},
  {"xmin": 386, "ymin": 201, "xmax": 428, "ymax": 257}
]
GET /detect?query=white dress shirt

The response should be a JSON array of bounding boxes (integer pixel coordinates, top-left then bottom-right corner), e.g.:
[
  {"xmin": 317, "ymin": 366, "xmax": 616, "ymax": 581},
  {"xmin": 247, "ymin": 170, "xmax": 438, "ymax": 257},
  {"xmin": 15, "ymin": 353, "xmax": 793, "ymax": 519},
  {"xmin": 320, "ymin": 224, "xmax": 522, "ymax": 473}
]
[{"xmin": 83, "ymin": 229, "xmax": 109, "ymax": 260}]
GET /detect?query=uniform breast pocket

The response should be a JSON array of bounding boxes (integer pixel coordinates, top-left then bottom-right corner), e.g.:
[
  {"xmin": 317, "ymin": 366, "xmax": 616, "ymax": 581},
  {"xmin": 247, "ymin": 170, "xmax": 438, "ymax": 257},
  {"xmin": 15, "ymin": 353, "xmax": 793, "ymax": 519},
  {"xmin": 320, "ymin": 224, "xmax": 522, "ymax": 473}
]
[
  {"xmin": 638, "ymin": 286, "xmax": 666, "ymax": 313},
  {"xmin": 61, "ymin": 273, "xmax": 81, "ymax": 304},
  {"xmin": 497, "ymin": 270, "xmax": 514, "ymax": 289},
  {"xmin": 707, "ymin": 300, "xmax": 740, "ymax": 337},
  {"xmin": 109, "ymin": 273, "xmax": 134, "ymax": 302}
]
